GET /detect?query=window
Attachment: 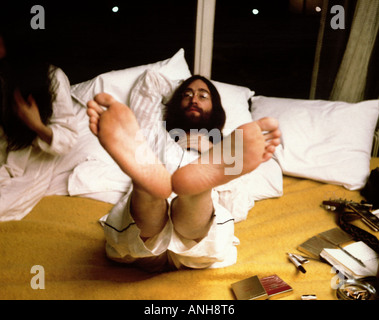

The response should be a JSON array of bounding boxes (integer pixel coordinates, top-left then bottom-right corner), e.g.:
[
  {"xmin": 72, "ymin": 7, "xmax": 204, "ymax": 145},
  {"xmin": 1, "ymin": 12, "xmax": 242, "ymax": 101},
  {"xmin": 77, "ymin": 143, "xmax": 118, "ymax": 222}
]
[
  {"xmin": 212, "ymin": 0, "xmax": 322, "ymax": 98},
  {"xmin": 1, "ymin": 1, "xmax": 197, "ymax": 84}
]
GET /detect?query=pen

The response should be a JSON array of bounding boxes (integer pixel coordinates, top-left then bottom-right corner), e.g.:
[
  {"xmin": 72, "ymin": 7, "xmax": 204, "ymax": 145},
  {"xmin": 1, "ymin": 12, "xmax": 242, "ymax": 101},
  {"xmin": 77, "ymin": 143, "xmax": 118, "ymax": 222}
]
[{"xmin": 287, "ymin": 253, "xmax": 306, "ymax": 273}]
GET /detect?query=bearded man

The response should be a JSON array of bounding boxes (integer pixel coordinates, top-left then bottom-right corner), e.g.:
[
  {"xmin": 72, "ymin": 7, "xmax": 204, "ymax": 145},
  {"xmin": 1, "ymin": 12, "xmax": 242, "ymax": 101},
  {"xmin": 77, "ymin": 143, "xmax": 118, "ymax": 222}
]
[{"xmin": 87, "ymin": 71, "xmax": 281, "ymax": 271}]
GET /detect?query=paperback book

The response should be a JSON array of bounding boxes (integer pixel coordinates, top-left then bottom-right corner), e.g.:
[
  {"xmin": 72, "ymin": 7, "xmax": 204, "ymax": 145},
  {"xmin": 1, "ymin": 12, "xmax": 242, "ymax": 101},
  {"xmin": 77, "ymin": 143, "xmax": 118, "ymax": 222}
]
[{"xmin": 320, "ymin": 241, "xmax": 379, "ymax": 279}]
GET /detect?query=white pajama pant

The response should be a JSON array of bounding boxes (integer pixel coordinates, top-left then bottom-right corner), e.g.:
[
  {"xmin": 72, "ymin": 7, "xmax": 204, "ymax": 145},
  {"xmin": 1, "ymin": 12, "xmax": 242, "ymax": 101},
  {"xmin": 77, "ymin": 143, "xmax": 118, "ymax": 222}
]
[{"xmin": 103, "ymin": 190, "xmax": 239, "ymax": 271}]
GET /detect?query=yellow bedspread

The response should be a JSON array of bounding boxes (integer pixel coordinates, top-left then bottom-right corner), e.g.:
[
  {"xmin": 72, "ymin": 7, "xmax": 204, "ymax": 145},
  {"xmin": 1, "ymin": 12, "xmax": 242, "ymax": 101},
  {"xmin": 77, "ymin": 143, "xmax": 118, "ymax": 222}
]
[{"xmin": 1, "ymin": 158, "xmax": 378, "ymax": 300}]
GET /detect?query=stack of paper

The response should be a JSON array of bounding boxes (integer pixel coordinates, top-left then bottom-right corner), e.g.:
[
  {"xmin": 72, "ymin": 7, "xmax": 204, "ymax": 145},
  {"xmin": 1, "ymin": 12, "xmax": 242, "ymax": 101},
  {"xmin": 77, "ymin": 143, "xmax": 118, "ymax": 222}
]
[{"xmin": 320, "ymin": 241, "xmax": 379, "ymax": 279}]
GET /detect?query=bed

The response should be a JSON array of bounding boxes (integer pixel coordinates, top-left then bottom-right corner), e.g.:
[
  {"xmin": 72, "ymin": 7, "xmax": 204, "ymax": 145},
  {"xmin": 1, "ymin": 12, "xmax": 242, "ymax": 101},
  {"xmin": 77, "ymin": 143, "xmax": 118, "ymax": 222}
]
[{"xmin": 0, "ymin": 49, "xmax": 378, "ymax": 301}]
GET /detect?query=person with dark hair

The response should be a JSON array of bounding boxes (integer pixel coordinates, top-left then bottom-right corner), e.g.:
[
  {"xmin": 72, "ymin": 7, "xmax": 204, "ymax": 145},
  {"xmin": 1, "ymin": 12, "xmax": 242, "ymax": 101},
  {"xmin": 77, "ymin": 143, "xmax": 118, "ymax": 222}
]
[
  {"xmin": 164, "ymin": 75, "xmax": 225, "ymax": 152},
  {"xmin": 0, "ymin": 34, "xmax": 79, "ymax": 221},
  {"xmin": 1, "ymin": 60, "xmax": 56, "ymax": 151},
  {"xmin": 87, "ymin": 70, "xmax": 281, "ymax": 271},
  {"xmin": 165, "ymin": 75, "xmax": 225, "ymax": 134}
]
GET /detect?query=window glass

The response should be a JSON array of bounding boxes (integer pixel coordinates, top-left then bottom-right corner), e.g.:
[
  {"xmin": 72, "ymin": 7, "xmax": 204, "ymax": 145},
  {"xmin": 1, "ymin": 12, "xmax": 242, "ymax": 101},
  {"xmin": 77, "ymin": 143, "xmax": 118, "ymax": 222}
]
[
  {"xmin": 212, "ymin": 0, "xmax": 322, "ymax": 98},
  {"xmin": 1, "ymin": 1, "xmax": 197, "ymax": 84}
]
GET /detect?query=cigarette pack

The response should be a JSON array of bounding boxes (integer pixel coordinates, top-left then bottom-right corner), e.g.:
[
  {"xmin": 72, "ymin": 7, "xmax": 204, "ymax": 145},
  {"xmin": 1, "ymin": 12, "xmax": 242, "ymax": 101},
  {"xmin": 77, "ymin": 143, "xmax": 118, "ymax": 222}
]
[
  {"xmin": 231, "ymin": 275, "xmax": 269, "ymax": 300},
  {"xmin": 259, "ymin": 274, "xmax": 293, "ymax": 300}
]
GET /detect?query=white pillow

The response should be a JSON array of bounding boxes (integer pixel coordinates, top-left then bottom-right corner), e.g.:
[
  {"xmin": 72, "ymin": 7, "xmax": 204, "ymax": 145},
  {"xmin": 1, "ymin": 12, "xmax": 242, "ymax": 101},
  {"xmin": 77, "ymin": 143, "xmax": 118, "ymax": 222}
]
[
  {"xmin": 250, "ymin": 96, "xmax": 379, "ymax": 190},
  {"xmin": 70, "ymin": 48, "xmax": 192, "ymax": 106},
  {"xmin": 70, "ymin": 44, "xmax": 254, "ymax": 137},
  {"xmin": 211, "ymin": 80, "xmax": 255, "ymax": 135}
]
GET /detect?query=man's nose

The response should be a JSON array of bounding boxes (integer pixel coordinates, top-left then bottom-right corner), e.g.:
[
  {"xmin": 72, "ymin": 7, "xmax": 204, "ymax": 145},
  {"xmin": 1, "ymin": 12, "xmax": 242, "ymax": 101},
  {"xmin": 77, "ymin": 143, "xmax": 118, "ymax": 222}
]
[{"xmin": 190, "ymin": 94, "xmax": 199, "ymax": 103}]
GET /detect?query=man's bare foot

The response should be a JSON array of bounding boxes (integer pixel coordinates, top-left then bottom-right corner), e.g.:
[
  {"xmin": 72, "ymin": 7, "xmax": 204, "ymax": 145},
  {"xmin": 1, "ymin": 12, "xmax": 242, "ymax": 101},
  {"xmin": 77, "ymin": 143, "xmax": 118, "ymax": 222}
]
[
  {"xmin": 87, "ymin": 93, "xmax": 172, "ymax": 199},
  {"xmin": 171, "ymin": 117, "xmax": 281, "ymax": 195}
]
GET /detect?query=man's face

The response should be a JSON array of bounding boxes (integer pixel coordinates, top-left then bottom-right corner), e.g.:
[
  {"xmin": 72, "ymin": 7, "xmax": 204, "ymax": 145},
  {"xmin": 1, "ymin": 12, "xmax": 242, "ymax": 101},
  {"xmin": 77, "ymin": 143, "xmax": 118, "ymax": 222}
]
[{"xmin": 180, "ymin": 79, "xmax": 213, "ymax": 126}]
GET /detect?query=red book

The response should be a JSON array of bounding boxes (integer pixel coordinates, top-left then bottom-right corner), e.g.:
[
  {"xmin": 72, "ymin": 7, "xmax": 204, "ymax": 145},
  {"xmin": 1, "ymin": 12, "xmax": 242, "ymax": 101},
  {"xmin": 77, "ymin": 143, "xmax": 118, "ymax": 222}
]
[{"xmin": 259, "ymin": 275, "xmax": 293, "ymax": 300}]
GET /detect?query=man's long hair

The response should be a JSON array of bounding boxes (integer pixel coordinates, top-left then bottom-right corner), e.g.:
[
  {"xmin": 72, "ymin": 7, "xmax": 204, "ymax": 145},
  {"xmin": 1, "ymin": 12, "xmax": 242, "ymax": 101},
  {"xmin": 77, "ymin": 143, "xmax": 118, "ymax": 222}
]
[{"xmin": 164, "ymin": 75, "xmax": 226, "ymax": 135}]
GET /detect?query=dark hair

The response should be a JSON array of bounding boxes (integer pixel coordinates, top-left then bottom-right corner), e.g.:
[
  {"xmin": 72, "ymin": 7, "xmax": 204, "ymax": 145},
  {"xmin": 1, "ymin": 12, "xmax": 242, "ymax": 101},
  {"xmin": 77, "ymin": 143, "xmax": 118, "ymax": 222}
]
[
  {"xmin": 164, "ymin": 75, "xmax": 226, "ymax": 135},
  {"xmin": 0, "ymin": 56, "xmax": 57, "ymax": 151}
]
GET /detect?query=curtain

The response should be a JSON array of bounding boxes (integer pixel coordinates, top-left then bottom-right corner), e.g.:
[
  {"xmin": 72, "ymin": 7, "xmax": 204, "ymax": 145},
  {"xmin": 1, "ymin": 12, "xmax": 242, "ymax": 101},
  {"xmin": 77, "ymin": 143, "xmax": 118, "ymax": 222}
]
[{"xmin": 311, "ymin": 0, "xmax": 379, "ymax": 102}]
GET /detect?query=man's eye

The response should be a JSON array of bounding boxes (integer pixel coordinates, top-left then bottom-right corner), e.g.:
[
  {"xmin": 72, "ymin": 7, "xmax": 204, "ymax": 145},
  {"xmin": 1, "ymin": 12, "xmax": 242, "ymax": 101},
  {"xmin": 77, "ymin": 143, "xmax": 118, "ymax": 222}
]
[{"xmin": 183, "ymin": 91, "xmax": 193, "ymax": 98}]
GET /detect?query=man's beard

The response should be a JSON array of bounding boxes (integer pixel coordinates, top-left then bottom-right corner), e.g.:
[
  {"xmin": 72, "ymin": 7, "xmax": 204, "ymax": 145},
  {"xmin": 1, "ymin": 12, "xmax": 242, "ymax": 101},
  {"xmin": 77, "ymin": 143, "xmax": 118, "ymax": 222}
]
[{"xmin": 172, "ymin": 105, "xmax": 213, "ymax": 132}]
